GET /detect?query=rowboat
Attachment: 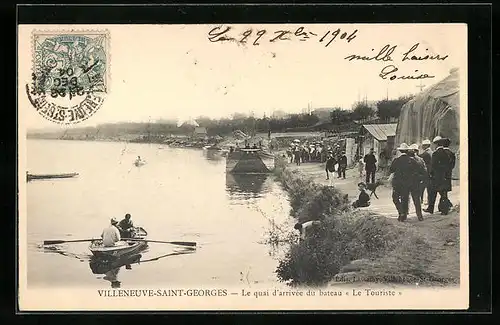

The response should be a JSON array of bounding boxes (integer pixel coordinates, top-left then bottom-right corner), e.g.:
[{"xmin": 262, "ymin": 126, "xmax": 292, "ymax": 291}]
[
  {"xmin": 226, "ymin": 148, "xmax": 275, "ymax": 174},
  {"xmin": 89, "ymin": 227, "xmax": 148, "ymax": 259},
  {"xmin": 203, "ymin": 144, "xmax": 222, "ymax": 151},
  {"xmin": 27, "ymin": 172, "xmax": 78, "ymax": 182}
]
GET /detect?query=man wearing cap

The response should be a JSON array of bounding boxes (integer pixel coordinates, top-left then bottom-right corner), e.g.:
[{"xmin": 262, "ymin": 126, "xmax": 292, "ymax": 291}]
[
  {"xmin": 363, "ymin": 148, "xmax": 377, "ymax": 184},
  {"xmin": 419, "ymin": 139, "xmax": 433, "ymax": 202},
  {"xmin": 389, "ymin": 143, "xmax": 424, "ymax": 221},
  {"xmin": 424, "ymin": 136, "xmax": 454, "ymax": 215},
  {"xmin": 325, "ymin": 152, "xmax": 337, "ymax": 180},
  {"xmin": 338, "ymin": 151, "xmax": 348, "ymax": 179},
  {"xmin": 101, "ymin": 218, "xmax": 121, "ymax": 247}
]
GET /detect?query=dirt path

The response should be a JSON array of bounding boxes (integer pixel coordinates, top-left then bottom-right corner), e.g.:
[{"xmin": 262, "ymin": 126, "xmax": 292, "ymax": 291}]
[
  {"xmin": 287, "ymin": 162, "xmax": 460, "ymax": 221},
  {"xmin": 286, "ymin": 161, "xmax": 461, "ymax": 285}
]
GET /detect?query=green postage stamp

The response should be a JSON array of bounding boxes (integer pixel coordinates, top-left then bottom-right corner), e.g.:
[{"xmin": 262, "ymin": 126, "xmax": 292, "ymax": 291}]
[{"xmin": 27, "ymin": 30, "xmax": 110, "ymax": 125}]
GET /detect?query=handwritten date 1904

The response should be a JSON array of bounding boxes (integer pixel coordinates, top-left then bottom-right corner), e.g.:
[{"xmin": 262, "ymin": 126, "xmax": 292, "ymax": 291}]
[{"xmin": 208, "ymin": 26, "xmax": 358, "ymax": 47}]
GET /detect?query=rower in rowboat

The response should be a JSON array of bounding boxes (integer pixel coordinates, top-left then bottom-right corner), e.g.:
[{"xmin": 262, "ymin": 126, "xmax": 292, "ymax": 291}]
[
  {"xmin": 101, "ymin": 218, "xmax": 121, "ymax": 247},
  {"xmin": 117, "ymin": 213, "xmax": 135, "ymax": 238}
]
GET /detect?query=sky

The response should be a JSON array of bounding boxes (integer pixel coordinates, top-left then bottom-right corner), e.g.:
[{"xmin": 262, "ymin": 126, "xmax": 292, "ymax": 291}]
[{"xmin": 18, "ymin": 24, "xmax": 467, "ymax": 130}]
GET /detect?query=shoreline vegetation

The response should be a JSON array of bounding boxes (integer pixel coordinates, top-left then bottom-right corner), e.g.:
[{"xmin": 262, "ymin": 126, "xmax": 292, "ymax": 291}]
[{"xmin": 272, "ymin": 156, "xmax": 460, "ymax": 287}]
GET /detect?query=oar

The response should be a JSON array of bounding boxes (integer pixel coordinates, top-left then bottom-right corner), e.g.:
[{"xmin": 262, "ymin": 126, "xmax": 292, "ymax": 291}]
[
  {"xmin": 126, "ymin": 238, "xmax": 197, "ymax": 247},
  {"xmin": 44, "ymin": 238, "xmax": 98, "ymax": 245},
  {"xmin": 137, "ymin": 250, "xmax": 195, "ymax": 264}
]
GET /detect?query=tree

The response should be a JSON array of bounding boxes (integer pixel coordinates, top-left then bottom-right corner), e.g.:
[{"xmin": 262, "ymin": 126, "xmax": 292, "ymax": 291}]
[
  {"xmin": 330, "ymin": 107, "xmax": 353, "ymax": 125},
  {"xmin": 352, "ymin": 102, "xmax": 375, "ymax": 121},
  {"xmin": 376, "ymin": 95, "xmax": 414, "ymax": 122}
]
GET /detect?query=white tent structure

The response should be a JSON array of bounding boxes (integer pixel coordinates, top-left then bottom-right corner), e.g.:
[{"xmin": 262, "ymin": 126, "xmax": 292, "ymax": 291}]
[{"xmin": 395, "ymin": 68, "xmax": 460, "ymax": 178}]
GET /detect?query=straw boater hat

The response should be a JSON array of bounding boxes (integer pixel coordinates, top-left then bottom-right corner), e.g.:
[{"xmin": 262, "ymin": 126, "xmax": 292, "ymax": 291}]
[
  {"xmin": 422, "ymin": 139, "xmax": 431, "ymax": 145},
  {"xmin": 111, "ymin": 217, "xmax": 118, "ymax": 225},
  {"xmin": 357, "ymin": 182, "xmax": 367, "ymax": 188},
  {"xmin": 409, "ymin": 143, "xmax": 419, "ymax": 151},
  {"xmin": 397, "ymin": 143, "xmax": 410, "ymax": 151},
  {"xmin": 432, "ymin": 136, "xmax": 442, "ymax": 143}
]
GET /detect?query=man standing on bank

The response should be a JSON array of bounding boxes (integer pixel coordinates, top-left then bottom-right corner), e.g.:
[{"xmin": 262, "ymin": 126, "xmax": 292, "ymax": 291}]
[
  {"xmin": 389, "ymin": 143, "xmax": 424, "ymax": 221},
  {"xmin": 424, "ymin": 136, "xmax": 455, "ymax": 215},
  {"xmin": 409, "ymin": 143, "xmax": 428, "ymax": 221},
  {"xmin": 338, "ymin": 151, "xmax": 347, "ymax": 179},
  {"xmin": 363, "ymin": 148, "xmax": 377, "ymax": 184},
  {"xmin": 325, "ymin": 152, "xmax": 336, "ymax": 180},
  {"xmin": 419, "ymin": 139, "xmax": 433, "ymax": 203}
]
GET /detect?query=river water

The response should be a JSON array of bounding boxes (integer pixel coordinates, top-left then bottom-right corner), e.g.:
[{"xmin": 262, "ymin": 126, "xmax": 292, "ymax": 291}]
[{"xmin": 26, "ymin": 140, "xmax": 293, "ymax": 289}]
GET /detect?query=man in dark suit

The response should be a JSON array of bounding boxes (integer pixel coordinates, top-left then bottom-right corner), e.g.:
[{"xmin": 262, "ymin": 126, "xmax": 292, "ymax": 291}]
[
  {"xmin": 424, "ymin": 136, "xmax": 455, "ymax": 215},
  {"xmin": 409, "ymin": 144, "xmax": 428, "ymax": 221},
  {"xmin": 418, "ymin": 139, "xmax": 433, "ymax": 202},
  {"xmin": 325, "ymin": 152, "xmax": 336, "ymax": 180},
  {"xmin": 338, "ymin": 151, "xmax": 348, "ymax": 179},
  {"xmin": 363, "ymin": 148, "xmax": 377, "ymax": 184},
  {"xmin": 389, "ymin": 143, "xmax": 425, "ymax": 221}
]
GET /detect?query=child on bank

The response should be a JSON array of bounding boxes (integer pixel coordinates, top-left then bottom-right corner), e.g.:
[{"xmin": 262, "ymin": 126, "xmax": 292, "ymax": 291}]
[
  {"xmin": 357, "ymin": 159, "xmax": 365, "ymax": 179},
  {"xmin": 352, "ymin": 182, "xmax": 371, "ymax": 208}
]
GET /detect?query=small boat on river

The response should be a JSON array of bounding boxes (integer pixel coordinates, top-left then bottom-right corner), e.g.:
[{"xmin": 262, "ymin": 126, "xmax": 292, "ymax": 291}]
[
  {"xmin": 134, "ymin": 160, "xmax": 146, "ymax": 167},
  {"xmin": 89, "ymin": 227, "xmax": 148, "ymax": 259},
  {"xmin": 203, "ymin": 144, "xmax": 222, "ymax": 151},
  {"xmin": 226, "ymin": 148, "xmax": 275, "ymax": 174},
  {"xmin": 27, "ymin": 172, "xmax": 79, "ymax": 182}
]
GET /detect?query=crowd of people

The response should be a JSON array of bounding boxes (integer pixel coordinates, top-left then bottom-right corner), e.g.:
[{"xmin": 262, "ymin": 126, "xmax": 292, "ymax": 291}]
[
  {"xmin": 291, "ymin": 135, "xmax": 457, "ymax": 238},
  {"xmin": 285, "ymin": 140, "xmax": 349, "ymax": 181},
  {"xmin": 286, "ymin": 141, "xmax": 329, "ymax": 165}
]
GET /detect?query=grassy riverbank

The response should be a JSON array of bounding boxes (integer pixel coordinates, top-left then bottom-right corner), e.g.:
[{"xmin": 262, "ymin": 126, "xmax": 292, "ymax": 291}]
[{"xmin": 273, "ymin": 157, "xmax": 460, "ymax": 287}]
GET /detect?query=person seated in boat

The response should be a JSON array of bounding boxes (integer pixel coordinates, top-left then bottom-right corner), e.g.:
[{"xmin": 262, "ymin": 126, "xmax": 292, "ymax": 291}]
[
  {"xmin": 252, "ymin": 144, "xmax": 258, "ymax": 149},
  {"xmin": 101, "ymin": 218, "xmax": 121, "ymax": 247},
  {"xmin": 118, "ymin": 213, "xmax": 135, "ymax": 238}
]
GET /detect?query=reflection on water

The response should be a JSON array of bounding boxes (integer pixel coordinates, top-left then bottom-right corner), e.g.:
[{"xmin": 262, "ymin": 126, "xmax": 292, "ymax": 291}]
[
  {"xmin": 89, "ymin": 248, "xmax": 197, "ymax": 288},
  {"xmin": 203, "ymin": 149, "xmax": 224, "ymax": 161},
  {"xmin": 90, "ymin": 254, "xmax": 142, "ymax": 288},
  {"xmin": 225, "ymin": 173, "xmax": 270, "ymax": 201},
  {"xmin": 27, "ymin": 140, "xmax": 291, "ymax": 288}
]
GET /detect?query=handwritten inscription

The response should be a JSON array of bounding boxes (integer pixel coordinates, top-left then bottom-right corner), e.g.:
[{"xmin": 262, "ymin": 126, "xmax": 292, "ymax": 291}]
[
  {"xmin": 344, "ymin": 42, "xmax": 448, "ymax": 81},
  {"xmin": 379, "ymin": 65, "xmax": 434, "ymax": 80},
  {"xmin": 208, "ymin": 25, "xmax": 358, "ymax": 47}
]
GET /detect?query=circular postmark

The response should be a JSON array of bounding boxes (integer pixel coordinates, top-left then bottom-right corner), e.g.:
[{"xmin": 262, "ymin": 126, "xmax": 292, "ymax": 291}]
[{"xmin": 26, "ymin": 32, "xmax": 109, "ymax": 125}]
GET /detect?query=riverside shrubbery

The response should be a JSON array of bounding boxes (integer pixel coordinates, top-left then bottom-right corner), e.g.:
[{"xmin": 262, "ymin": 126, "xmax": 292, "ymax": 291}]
[
  {"xmin": 273, "ymin": 157, "xmax": 435, "ymax": 286},
  {"xmin": 275, "ymin": 210, "xmax": 407, "ymax": 286}
]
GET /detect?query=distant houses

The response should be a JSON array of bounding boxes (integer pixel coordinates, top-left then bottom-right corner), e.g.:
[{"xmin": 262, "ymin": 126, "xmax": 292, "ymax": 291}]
[{"xmin": 193, "ymin": 126, "xmax": 208, "ymax": 139}]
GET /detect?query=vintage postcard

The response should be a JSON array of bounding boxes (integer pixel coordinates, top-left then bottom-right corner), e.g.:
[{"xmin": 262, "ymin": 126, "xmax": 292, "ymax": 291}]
[{"xmin": 18, "ymin": 23, "xmax": 468, "ymax": 311}]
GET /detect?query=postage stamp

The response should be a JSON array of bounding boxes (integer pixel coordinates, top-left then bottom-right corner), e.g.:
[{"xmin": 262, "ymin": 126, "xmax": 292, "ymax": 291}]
[{"xmin": 26, "ymin": 30, "xmax": 109, "ymax": 125}]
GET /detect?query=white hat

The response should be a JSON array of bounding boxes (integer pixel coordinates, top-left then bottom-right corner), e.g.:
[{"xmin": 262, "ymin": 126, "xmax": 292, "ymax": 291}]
[
  {"xmin": 422, "ymin": 139, "xmax": 431, "ymax": 145},
  {"xmin": 111, "ymin": 218, "xmax": 118, "ymax": 225},
  {"xmin": 432, "ymin": 136, "xmax": 442, "ymax": 143},
  {"xmin": 397, "ymin": 143, "xmax": 410, "ymax": 151},
  {"xmin": 409, "ymin": 143, "xmax": 419, "ymax": 150}
]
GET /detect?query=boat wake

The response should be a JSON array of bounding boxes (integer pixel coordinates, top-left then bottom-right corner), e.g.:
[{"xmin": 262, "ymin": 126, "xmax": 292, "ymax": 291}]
[{"xmin": 40, "ymin": 244, "xmax": 92, "ymax": 261}]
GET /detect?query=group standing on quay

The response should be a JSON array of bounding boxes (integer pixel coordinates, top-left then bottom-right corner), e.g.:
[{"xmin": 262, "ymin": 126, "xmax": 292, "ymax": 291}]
[
  {"xmin": 288, "ymin": 135, "xmax": 456, "ymax": 233},
  {"xmin": 389, "ymin": 136, "xmax": 456, "ymax": 221}
]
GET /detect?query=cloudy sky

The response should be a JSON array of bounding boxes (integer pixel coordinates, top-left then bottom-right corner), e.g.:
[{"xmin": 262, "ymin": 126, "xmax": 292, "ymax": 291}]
[{"xmin": 18, "ymin": 23, "xmax": 466, "ymax": 130}]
